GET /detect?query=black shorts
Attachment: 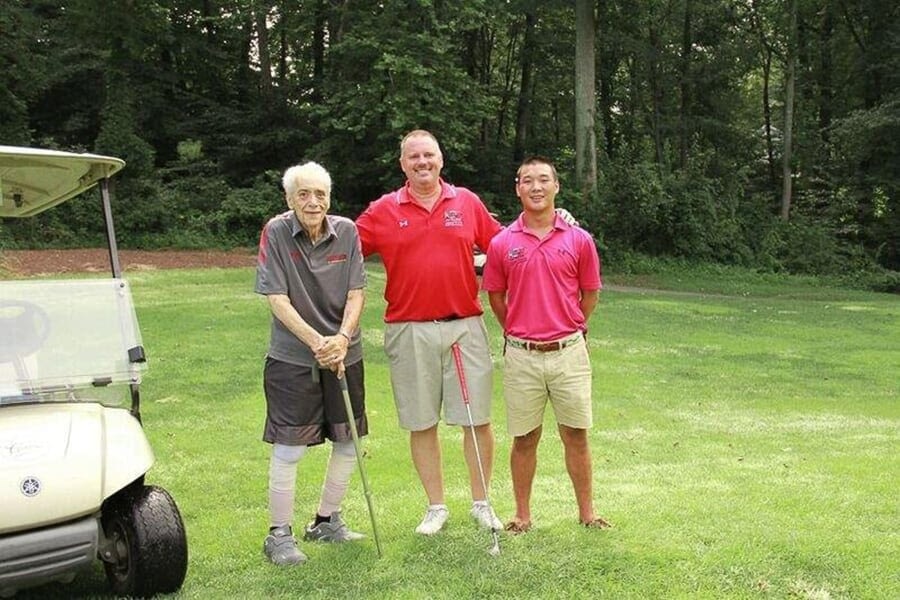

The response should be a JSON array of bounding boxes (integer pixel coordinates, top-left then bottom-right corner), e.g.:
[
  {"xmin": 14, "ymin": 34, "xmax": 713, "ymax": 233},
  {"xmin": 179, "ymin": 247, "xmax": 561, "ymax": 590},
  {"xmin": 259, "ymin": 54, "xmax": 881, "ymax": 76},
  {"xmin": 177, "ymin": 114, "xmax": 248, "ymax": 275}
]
[{"xmin": 262, "ymin": 357, "xmax": 367, "ymax": 446}]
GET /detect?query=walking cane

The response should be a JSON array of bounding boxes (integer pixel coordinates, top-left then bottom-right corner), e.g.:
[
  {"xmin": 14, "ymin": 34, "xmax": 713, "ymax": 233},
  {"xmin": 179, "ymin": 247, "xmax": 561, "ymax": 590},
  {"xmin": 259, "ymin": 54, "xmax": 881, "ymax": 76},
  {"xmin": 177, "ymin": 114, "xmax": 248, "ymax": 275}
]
[{"xmin": 312, "ymin": 363, "xmax": 383, "ymax": 557}]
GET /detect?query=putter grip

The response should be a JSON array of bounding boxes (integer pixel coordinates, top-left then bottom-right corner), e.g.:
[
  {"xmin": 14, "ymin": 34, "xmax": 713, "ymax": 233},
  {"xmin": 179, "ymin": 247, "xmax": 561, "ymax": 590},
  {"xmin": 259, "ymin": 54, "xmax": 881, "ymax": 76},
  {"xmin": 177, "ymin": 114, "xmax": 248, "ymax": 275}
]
[{"xmin": 339, "ymin": 376, "xmax": 349, "ymax": 392}]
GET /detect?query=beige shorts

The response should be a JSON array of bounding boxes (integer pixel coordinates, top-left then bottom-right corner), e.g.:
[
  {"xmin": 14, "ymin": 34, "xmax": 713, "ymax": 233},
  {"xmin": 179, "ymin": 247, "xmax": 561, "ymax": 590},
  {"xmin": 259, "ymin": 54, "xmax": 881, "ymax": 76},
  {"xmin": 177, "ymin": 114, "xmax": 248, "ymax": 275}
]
[
  {"xmin": 384, "ymin": 316, "xmax": 494, "ymax": 431},
  {"xmin": 503, "ymin": 333, "xmax": 592, "ymax": 437}
]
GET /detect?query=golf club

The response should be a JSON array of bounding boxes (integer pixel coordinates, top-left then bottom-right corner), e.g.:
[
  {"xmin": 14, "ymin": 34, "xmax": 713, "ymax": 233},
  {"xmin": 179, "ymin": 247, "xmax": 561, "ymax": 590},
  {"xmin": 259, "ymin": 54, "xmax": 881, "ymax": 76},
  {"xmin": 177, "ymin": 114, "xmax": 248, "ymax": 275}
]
[
  {"xmin": 450, "ymin": 342, "xmax": 501, "ymax": 557},
  {"xmin": 313, "ymin": 363, "xmax": 383, "ymax": 557}
]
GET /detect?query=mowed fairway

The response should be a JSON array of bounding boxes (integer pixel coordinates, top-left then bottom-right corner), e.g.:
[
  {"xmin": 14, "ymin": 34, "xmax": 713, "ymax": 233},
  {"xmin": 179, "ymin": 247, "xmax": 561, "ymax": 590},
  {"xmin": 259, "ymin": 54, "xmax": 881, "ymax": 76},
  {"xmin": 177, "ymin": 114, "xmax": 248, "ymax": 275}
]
[{"xmin": 21, "ymin": 263, "xmax": 898, "ymax": 599}]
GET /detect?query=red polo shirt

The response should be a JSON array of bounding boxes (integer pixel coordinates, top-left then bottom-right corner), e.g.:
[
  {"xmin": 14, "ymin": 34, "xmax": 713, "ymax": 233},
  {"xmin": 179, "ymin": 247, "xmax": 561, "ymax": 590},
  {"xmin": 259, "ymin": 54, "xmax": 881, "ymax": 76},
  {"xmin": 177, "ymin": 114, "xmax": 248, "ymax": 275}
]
[{"xmin": 357, "ymin": 180, "xmax": 502, "ymax": 323}]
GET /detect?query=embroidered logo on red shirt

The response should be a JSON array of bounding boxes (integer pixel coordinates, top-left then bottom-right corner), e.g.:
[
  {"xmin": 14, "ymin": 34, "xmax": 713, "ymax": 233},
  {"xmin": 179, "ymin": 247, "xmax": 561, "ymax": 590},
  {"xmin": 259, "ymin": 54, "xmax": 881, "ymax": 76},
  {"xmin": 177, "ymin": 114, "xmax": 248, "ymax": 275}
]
[
  {"xmin": 399, "ymin": 219, "xmax": 409, "ymax": 228},
  {"xmin": 444, "ymin": 210, "xmax": 463, "ymax": 227},
  {"xmin": 327, "ymin": 253, "xmax": 348, "ymax": 264}
]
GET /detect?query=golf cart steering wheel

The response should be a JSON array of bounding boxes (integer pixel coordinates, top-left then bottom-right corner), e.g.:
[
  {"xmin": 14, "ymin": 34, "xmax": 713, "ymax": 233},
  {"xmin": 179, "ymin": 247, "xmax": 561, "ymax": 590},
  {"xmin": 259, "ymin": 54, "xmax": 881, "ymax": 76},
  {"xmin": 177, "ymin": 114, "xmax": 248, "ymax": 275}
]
[{"xmin": 0, "ymin": 300, "xmax": 52, "ymax": 363}]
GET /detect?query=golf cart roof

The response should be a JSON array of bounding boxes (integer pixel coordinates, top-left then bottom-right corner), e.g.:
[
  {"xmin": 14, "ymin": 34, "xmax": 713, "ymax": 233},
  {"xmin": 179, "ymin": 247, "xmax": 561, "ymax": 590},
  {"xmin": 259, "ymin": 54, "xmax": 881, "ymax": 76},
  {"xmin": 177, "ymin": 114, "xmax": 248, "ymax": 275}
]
[{"xmin": 0, "ymin": 145, "xmax": 125, "ymax": 218}]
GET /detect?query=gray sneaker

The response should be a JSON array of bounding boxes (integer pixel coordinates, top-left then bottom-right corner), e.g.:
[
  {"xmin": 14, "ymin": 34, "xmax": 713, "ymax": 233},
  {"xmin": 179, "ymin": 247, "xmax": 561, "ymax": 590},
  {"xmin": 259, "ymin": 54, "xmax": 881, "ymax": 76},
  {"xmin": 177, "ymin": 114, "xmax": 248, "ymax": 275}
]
[
  {"xmin": 304, "ymin": 511, "xmax": 366, "ymax": 543},
  {"xmin": 263, "ymin": 525, "xmax": 307, "ymax": 566}
]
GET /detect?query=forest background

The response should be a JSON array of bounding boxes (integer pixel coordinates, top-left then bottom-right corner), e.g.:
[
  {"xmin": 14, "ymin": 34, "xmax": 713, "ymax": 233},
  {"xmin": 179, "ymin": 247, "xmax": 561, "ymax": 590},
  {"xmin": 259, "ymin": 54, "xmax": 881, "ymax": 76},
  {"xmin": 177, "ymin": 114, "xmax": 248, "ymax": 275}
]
[{"xmin": 1, "ymin": 0, "xmax": 897, "ymax": 291}]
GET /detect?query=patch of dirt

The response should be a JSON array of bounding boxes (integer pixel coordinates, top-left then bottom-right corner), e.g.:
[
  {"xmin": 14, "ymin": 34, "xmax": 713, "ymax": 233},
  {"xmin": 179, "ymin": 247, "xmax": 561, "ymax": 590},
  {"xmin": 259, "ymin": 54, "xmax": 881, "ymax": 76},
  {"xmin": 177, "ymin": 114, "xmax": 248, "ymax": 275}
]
[{"xmin": 1, "ymin": 248, "xmax": 257, "ymax": 277}]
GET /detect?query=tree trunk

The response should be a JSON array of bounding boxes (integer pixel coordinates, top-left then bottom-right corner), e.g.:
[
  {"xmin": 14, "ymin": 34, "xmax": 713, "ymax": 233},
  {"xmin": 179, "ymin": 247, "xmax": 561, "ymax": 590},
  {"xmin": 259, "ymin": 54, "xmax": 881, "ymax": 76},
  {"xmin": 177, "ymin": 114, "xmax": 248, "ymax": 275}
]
[
  {"xmin": 750, "ymin": 0, "xmax": 777, "ymax": 191},
  {"xmin": 311, "ymin": 0, "xmax": 327, "ymax": 102},
  {"xmin": 818, "ymin": 0, "xmax": 834, "ymax": 137},
  {"xmin": 762, "ymin": 49, "xmax": 776, "ymax": 191},
  {"xmin": 575, "ymin": 0, "xmax": 598, "ymax": 201},
  {"xmin": 513, "ymin": 13, "xmax": 536, "ymax": 163},
  {"xmin": 678, "ymin": 0, "xmax": 693, "ymax": 169},
  {"xmin": 254, "ymin": 5, "xmax": 272, "ymax": 100},
  {"xmin": 781, "ymin": 0, "xmax": 798, "ymax": 221},
  {"xmin": 597, "ymin": 0, "xmax": 615, "ymax": 160},
  {"xmin": 648, "ymin": 20, "xmax": 664, "ymax": 169},
  {"xmin": 496, "ymin": 21, "xmax": 522, "ymax": 146}
]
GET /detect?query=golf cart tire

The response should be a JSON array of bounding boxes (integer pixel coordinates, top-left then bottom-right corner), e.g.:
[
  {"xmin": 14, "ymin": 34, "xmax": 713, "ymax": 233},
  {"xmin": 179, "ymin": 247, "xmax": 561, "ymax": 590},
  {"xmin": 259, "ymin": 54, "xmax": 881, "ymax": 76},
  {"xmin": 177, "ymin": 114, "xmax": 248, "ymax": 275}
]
[{"xmin": 101, "ymin": 485, "xmax": 188, "ymax": 597}]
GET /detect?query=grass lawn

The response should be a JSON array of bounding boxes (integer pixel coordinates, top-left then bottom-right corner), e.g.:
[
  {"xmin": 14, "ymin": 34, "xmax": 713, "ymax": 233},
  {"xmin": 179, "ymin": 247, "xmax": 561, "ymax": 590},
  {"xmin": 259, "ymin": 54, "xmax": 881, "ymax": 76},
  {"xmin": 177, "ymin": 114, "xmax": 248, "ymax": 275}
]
[{"xmin": 19, "ymin": 263, "xmax": 899, "ymax": 599}]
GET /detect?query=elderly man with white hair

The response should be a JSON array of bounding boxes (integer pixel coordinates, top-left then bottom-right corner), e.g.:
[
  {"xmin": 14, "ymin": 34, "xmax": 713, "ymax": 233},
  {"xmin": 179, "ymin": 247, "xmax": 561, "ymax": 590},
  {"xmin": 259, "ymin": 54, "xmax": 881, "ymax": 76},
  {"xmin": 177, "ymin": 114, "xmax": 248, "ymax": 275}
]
[{"xmin": 255, "ymin": 161, "xmax": 367, "ymax": 565}]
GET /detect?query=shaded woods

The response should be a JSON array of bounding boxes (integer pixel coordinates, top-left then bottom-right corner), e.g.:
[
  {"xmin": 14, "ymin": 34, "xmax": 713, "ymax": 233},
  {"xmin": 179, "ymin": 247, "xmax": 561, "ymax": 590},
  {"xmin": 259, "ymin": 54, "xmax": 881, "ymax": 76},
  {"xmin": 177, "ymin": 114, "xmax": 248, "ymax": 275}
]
[{"xmin": 1, "ymin": 1, "xmax": 897, "ymax": 289}]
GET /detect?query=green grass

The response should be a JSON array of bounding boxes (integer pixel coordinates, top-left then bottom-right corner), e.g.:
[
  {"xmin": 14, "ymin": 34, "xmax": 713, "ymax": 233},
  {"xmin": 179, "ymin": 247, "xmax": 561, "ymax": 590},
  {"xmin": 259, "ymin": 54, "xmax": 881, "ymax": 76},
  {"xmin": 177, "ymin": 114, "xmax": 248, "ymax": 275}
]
[{"xmin": 20, "ymin": 264, "xmax": 899, "ymax": 599}]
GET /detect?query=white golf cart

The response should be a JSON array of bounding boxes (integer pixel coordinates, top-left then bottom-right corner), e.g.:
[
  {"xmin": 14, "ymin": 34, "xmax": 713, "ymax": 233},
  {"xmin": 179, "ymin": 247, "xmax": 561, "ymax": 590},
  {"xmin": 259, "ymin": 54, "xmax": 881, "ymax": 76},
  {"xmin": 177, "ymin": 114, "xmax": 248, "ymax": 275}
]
[{"xmin": 0, "ymin": 146, "xmax": 188, "ymax": 597}]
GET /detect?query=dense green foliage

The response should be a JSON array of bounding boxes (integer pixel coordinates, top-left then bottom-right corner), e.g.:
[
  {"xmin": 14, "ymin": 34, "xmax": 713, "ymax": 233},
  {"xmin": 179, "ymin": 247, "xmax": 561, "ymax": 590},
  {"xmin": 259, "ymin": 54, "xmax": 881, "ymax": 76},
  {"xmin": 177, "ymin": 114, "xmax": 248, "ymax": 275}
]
[{"xmin": 1, "ymin": 1, "xmax": 898, "ymax": 287}]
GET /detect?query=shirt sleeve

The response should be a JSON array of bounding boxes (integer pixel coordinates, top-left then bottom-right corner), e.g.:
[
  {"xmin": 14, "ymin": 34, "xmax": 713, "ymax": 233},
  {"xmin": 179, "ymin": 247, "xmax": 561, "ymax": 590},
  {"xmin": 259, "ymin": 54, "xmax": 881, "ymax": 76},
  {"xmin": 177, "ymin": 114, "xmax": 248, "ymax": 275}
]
[
  {"xmin": 577, "ymin": 230, "xmax": 602, "ymax": 291},
  {"xmin": 255, "ymin": 218, "xmax": 288, "ymax": 295},
  {"xmin": 481, "ymin": 232, "xmax": 507, "ymax": 292},
  {"xmin": 346, "ymin": 222, "xmax": 367, "ymax": 290},
  {"xmin": 355, "ymin": 197, "xmax": 385, "ymax": 258}
]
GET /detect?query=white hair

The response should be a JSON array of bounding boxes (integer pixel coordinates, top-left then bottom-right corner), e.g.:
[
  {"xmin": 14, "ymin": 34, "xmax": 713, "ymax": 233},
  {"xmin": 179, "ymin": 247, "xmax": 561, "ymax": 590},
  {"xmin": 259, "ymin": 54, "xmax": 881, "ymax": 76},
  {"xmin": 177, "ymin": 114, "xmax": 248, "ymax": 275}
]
[{"xmin": 282, "ymin": 161, "xmax": 332, "ymax": 197}]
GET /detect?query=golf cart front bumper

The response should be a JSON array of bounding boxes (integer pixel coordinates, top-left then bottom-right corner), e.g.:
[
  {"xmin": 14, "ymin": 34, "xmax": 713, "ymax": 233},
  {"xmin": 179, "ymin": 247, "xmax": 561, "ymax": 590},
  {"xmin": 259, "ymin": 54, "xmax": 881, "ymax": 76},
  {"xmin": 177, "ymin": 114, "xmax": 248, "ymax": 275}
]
[{"xmin": 0, "ymin": 515, "xmax": 97, "ymax": 598}]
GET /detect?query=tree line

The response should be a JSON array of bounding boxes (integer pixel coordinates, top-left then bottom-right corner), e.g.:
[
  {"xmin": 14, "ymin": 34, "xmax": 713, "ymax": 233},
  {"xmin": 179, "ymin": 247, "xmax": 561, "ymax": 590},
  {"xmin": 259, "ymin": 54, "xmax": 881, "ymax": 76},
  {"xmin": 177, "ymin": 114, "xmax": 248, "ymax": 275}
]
[{"xmin": 1, "ymin": 1, "xmax": 897, "ymax": 289}]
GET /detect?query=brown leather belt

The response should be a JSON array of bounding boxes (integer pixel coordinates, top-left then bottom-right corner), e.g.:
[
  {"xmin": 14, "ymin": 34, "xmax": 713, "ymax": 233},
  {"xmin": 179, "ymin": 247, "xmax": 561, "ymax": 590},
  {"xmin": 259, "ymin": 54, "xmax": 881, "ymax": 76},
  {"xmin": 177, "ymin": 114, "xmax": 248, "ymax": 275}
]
[{"xmin": 505, "ymin": 333, "xmax": 582, "ymax": 353}]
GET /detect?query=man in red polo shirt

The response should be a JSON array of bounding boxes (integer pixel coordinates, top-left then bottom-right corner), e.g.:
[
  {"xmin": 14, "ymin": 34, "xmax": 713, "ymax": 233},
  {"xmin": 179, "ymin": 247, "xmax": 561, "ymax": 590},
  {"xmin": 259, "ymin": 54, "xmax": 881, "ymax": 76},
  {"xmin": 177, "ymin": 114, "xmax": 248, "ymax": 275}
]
[
  {"xmin": 355, "ymin": 130, "xmax": 503, "ymax": 535},
  {"xmin": 482, "ymin": 155, "xmax": 612, "ymax": 534}
]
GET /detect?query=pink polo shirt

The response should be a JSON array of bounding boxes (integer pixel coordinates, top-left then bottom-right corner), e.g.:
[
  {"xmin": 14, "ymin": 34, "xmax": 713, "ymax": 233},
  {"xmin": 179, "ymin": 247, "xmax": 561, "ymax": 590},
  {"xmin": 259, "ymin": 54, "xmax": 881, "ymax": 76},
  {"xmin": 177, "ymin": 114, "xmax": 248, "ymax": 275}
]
[
  {"xmin": 482, "ymin": 214, "xmax": 601, "ymax": 341},
  {"xmin": 356, "ymin": 180, "xmax": 502, "ymax": 323}
]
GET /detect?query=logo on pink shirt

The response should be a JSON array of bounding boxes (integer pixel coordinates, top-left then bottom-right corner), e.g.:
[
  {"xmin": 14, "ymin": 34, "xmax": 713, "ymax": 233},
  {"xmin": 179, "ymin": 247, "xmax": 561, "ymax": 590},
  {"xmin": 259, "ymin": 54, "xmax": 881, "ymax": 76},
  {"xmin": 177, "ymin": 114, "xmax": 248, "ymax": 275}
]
[{"xmin": 507, "ymin": 247, "xmax": 526, "ymax": 261}]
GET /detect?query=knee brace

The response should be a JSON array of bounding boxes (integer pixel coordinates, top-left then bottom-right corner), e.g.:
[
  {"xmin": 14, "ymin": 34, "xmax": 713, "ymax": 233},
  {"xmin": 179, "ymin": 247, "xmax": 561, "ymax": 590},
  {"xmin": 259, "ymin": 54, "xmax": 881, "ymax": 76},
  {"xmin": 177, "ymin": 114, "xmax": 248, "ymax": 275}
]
[
  {"xmin": 273, "ymin": 443, "xmax": 307, "ymax": 464},
  {"xmin": 332, "ymin": 439, "xmax": 356, "ymax": 458}
]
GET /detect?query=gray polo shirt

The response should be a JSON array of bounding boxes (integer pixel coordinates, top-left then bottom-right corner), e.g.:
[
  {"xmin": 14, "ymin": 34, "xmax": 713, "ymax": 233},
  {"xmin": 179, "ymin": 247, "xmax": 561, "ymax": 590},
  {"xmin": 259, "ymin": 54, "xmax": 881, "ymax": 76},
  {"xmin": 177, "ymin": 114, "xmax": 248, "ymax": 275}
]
[{"xmin": 256, "ymin": 211, "xmax": 366, "ymax": 367}]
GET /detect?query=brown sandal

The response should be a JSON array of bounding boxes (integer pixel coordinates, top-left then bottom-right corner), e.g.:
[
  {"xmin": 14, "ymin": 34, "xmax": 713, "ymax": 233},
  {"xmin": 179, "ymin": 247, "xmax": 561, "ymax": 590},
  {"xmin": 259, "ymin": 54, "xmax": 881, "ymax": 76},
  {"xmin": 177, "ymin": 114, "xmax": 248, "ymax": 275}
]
[
  {"xmin": 504, "ymin": 519, "xmax": 532, "ymax": 534},
  {"xmin": 581, "ymin": 516, "xmax": 612, "ymax": 529}
]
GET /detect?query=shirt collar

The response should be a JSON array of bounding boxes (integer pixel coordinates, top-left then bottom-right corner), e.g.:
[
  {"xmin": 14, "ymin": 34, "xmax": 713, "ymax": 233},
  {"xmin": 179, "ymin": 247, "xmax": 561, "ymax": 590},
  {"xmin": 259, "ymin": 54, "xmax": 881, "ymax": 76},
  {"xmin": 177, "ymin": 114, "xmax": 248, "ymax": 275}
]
[
  {"xmin": 290, "ymin": 212, "xmax": 335, "ymax": 244},
  {"xmin": 397, "ymin": 179, "xmax": 456, "ymax": 204},
  {"xmin": 510, "ymin": 211, "xmax": 569, "ymax": 233}
]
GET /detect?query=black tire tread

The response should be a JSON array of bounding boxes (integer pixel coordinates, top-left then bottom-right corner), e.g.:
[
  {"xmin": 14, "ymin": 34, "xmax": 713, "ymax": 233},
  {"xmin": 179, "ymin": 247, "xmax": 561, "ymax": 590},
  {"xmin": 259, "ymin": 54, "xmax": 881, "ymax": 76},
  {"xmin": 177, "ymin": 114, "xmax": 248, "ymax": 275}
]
[{"xmin": 104, "ymin": 485, "xmax": 188, "ymax": 597}]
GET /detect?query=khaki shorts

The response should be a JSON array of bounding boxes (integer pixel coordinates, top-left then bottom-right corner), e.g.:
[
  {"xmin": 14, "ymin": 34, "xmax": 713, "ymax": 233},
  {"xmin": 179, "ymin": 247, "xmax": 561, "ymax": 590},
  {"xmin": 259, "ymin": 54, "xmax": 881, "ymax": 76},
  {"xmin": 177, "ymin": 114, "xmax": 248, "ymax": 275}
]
[
  {"xmin": 384, "ymin": 316, "xmax": 493, "ymax": 430},
  {"xmin": 503, "ymin": 333, "xmax": 592, "ymax": 437}
]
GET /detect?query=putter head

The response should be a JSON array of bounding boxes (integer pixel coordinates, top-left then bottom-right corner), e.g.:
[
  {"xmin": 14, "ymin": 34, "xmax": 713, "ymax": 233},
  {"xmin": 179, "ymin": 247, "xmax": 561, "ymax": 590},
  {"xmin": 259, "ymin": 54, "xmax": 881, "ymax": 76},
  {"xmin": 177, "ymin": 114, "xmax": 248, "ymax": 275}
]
[{"xmin": 488, "ymin": 531, "xmax": 501, "ymax": 556}]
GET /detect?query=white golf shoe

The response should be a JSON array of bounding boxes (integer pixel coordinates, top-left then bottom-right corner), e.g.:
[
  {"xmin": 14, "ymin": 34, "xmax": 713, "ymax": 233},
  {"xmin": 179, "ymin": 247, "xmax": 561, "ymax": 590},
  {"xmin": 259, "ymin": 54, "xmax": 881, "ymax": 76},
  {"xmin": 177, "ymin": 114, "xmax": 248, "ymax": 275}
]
[
  {"xmin": 415, "ymin": 505, "xmax": 449, "ymax": 535},
  {"xmin": 470, "ymin": 501, "xmax": 502, "ymax": 531}
]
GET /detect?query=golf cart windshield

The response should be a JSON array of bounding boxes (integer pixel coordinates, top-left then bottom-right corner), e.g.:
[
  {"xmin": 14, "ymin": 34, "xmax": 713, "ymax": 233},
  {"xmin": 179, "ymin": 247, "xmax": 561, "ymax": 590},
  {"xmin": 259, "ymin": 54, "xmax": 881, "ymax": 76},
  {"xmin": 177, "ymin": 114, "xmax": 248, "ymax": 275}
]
[
  {"xmin": 1, "ymin": 146, "xmax": 141, "ymax": 406},
  {"xmin": 0, "ymin": 278, "xmax": 145, "ymax": 405}
]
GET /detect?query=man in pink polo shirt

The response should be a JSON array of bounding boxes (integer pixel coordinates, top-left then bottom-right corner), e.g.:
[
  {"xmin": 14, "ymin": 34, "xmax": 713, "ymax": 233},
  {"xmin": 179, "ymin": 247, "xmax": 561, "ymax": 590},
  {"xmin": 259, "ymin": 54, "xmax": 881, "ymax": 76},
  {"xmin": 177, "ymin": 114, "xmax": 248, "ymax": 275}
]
[
  {"xmin": 482, "ymin": 155, "xmax": 612, "ymax": 534},
  {"xmin": 355, "ymin": 130, "xmax": 504, "ymax": 535}
]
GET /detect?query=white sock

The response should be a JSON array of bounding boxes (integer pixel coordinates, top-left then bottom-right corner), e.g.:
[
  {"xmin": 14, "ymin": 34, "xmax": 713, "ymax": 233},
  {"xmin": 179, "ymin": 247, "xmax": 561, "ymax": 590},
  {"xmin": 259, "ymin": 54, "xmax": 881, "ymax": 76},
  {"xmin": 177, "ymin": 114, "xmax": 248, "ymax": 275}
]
[
  {"xmin": 316, "ymin": 440, "xmax": 356, "ymax": 517},
  {"xmin": 268, "ymin": 443, "xmax": 307, "ymax": 528}
]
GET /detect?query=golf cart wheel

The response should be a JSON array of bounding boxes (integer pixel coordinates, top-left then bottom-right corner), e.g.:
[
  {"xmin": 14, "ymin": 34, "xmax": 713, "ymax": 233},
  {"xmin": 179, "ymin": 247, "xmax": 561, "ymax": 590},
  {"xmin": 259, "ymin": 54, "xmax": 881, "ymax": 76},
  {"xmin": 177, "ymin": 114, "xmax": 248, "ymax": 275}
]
[{"xmin": 102, "ymin": 485, "xmax": 188, "ymax": 597}]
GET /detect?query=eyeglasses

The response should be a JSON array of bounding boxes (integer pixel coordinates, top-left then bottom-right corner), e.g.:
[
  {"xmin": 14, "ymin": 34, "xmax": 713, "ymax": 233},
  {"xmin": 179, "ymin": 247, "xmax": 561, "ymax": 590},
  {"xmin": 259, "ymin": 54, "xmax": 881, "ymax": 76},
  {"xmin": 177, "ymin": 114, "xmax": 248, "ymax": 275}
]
[{"xmin": 294, "ymin": 188, "xmax": 328, "ymax": 202}]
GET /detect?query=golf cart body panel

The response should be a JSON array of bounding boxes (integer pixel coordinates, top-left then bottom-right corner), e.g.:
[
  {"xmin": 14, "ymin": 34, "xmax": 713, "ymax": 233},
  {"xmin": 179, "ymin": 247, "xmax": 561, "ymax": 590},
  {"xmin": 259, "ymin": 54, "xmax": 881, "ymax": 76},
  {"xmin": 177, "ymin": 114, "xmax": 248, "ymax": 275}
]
[
  {"xmin": 0, "ymin": 147, "xmax": 187, "ymax": 597},
  {"xmin": 0, "ymin": 403, "xmax": 153, "ymax": 534},
  {"xmin": 0, "ymin": 515, "xmax": 97, "ymax": 598}
]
